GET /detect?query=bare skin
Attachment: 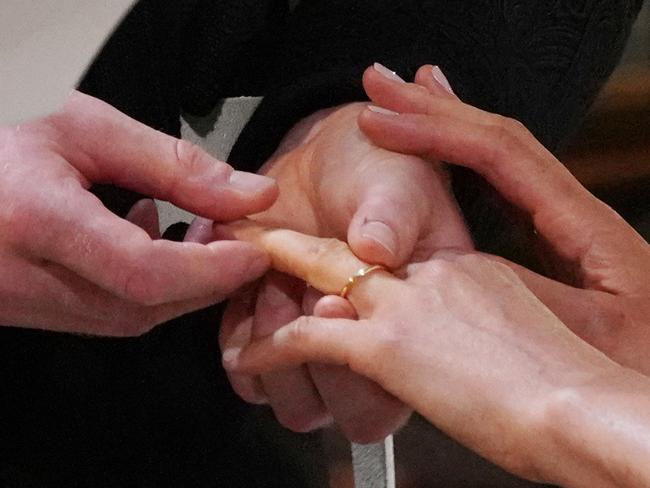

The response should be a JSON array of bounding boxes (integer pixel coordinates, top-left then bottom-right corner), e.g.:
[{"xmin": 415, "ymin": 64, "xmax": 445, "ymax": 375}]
[
  {"xmin": 220, "ymin": 66, "xmax": 650, "ymax": 487},
  {"xmin": 200, "ymin": 72, "xmax": 473, "ymax": 443},
  {"xmin": 0, "ymin": 90, "xmax": 278, "ymax": 336},
  {"xmin": 359, "ymin": 64, "xmax": 650, "ymax": 376}
]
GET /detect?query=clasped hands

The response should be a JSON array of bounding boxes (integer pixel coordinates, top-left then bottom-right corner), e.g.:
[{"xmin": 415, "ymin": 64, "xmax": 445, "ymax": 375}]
[
  {"xmin": 3, "ymin": 59, "xmax": 648, "ymax": 467},
  {"xmin": 221, "ymin": 64, "xmax": 650, "ymax": 484},
  {"xmin": 193, "ymin": 65, "xmax": 471, "ymax": 443}
]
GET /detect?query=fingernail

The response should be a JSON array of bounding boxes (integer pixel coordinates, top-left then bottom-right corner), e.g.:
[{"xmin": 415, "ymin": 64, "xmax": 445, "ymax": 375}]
[
  {"xmin": 361, "ymin": 220, "xmax": 398, "ymax": 257},
  {"xmin": 373, "ymin": 62, "xmax": 405, "ymax": 83},
  {"xmin": 228, "ymin": 171, "xmax": 275, "ymax": 192},
  {"xmin": 222, "ymin": 347, "xmax": 241, "ymax": 368},
  {"xmin": 431, "ymin": 66, "xmax": 454, "ymax": 94},
  {"xmin": 367, "ymin": 105, "xmax": 399, "ymax": 116},
  {"xmin": 184, "ymin": 217, "xmax": 213, "ymax": 243}
]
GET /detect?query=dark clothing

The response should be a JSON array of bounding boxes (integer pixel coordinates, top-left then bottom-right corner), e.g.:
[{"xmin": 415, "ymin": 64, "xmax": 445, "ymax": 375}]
[{"xmin": 0, "ymin": 1, "xmax": 643, "ymax": 486}]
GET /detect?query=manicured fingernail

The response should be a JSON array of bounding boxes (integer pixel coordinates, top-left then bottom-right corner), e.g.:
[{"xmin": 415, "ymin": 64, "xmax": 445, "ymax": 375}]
[
  {"xmin": 367, "ymin": 105, "xmax": 399, "ymax": 116},
  {"xmin": 228, "ymin": 170, "xmax": 275, "ymax": 192},
  {"xmin": 373, "ymin": 62, "xmax": 405, "ymax": 83},
  {"xmin": 361, "ymin": 220, "xmax": 398, "ymax": 257},
  {"xmin": 222, "ymin": 347, "xmax": 241, "ymax": 368},
  {"xmin": 431, "ymin": 66, "xmax": 454, "ymax": 94}
]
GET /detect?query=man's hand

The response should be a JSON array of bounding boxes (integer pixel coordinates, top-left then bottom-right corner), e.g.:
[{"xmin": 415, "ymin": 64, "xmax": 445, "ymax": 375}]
[
  {"xmin": 358, "ymin": 63, "xmax": 650, "ymax": 375},
  {"xmin": 213, "ymin": 72, "xmax": 473, "ymax": 443},
  {"xmin": 0, "ymin": 90, "xmax": 277, "ymax": 336}
]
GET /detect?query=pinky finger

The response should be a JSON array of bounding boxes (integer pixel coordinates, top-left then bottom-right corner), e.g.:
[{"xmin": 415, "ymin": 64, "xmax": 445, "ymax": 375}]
[{"xmin": 223, "ymin": 316, "xmax": 366, "ymax": 376}]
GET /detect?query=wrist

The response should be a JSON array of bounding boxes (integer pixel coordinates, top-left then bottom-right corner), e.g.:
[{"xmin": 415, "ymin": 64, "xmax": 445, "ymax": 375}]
[{"xmin": 536, "ymin": 363, "xmax": 650, "ymax": 487}]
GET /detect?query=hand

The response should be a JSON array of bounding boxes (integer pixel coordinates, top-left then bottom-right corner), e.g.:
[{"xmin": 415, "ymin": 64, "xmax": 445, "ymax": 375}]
[
  {"xmin": 215, "ymin": 83, "xmax": 473, "ymax": 442},
  {"xmin": 218, "ymin": 65, "xmax": 650, "ymax": 486},
  {"xmin": 357, "ymin": 64, "xmax": 650, "ymax": 375},
  {"xmin": 0, "ymin": 90, "xmax": 277, "ymax": 336},
  {"xmin": 218, "ymin": 225, "xmax": 621, "ymax": 485}
]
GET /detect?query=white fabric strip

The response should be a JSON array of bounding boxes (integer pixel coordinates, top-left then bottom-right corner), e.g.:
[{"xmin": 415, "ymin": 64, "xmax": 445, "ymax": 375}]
[
  {"xmin": 156, "ymin": 96, "xmax": 263, "ymax": 230},
  {"xmin": 351, "ymin": 436, "xmax": 396, "ymax": 488}
]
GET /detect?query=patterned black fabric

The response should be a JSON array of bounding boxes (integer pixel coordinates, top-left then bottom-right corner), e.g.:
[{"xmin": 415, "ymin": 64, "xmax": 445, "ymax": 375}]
[{"xmin": 0, "ymin": 1, "xmax": 644, "ymax": 487}]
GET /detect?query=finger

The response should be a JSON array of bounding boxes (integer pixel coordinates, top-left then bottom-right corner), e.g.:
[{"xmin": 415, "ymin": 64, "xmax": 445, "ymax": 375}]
[
  {"xmin": 184, "ymin": 216, "xmax": 214, "ymax": 243},
  {"xmin": 125, "ymin": 198, "xmax": 160, "ymax": 239},
  {"xmin": 301, "ymin": 286, "xmax": 326, "ymax": 316},
  {"xmin": 347, "ymin": 191, "xmax": 419, "ymax": 268},
  {"xmin": 5, "ymin": 257, "xmax": 224, "ymax": 336},
  {"xmin": 309, "ymin": 296, "xmax": 409, "ymax": 443},
  {"xmin": 220, "ymin": 293, "xmax": 268, "ymax": 404},
  {"xmin": 216, "ymin": 221, "xmax": 400, "ymax": 315},
  {"xmin": 414, "ymin": 64, "xmax": 456, "ymax": 98},
  {"xmin": 357, "ymin": 83, "xmax": 637, "ymax": 266},
  {"xmin": 50, "ymin": 91, "xmax": 278, "ymax": 220},
  {"xmin": 253, "ymin": 272, "xmax": 331, "ymax": 432},
  {"xmin": 347, "ymin": 150, "xmax": 472, "ymax": 266},
  {"xmin": 362, "ymin": 65, "xmax": 438, "ymax": 115},
  {"xmin": 223, "ymin": 315, "xmax": 369, "ymax": 376},
  {"xmin": 313, "ymin": 295, "xmax": 357, "ymax": 319},
  {"xmin": 25, "ymin": 190, "xmax": 270, "ymax": 305},
  {"xmin": 346, "ymin": 152, "xmax": 433, "ymax": 268}
]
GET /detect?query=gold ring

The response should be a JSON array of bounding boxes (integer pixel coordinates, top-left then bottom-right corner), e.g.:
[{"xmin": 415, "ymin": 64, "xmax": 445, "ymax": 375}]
[{"xmin": 340, "ymin": 264, "xmax": 387, "ymax": 298}]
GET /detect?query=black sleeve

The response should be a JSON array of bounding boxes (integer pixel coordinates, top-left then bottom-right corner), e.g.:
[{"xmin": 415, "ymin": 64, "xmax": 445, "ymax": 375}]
[{"xmin": 228, "ymin": 0, "xmax": 644, "ymax": 264}]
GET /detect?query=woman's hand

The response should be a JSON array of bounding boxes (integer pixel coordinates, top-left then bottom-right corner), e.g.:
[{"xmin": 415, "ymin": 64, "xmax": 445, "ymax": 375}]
[
  {"xmin": 217, "ymin": 65, "xmax": 650, "ymax": 486},
  {"xmin": 0, "ymin": 90, "xmax": 277, "ymax": 336},
  {"xmin": 211, "ymin": 81, "xmax": 473, "ymax": 442},
  {"xmin": 358, "ymin": 64, "xmax": 650, "ymax": 375},
  {"xmin": 218, "ymin": 222, "xmax": 626, "ymax": 485}
]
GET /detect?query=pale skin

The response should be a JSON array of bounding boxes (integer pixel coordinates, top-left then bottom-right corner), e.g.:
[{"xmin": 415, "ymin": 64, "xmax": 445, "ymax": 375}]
[
  {"xmin": 221, "ymin": 66, "xmax": 650, "ymax": 487},
  {"xmin": 0, "ymin": 90, "xmax": 278, "ymax": 336},
  {"xmin": 191, "ymin": 65, "xmax": 473, "ymax": 442}
]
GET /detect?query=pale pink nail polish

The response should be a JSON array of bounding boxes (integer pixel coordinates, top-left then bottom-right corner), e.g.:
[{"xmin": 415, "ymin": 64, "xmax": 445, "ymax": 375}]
[
  {"xmin": 367, "ymin": 105, "xmax": 399, "ymax": 116},
  {"xmin": 373, "ymin": 62, "xmax": 405, "ymax": 83},
  {"xmin": 431, "ymin": 66, "xmax": 454, "ymax": 94}
]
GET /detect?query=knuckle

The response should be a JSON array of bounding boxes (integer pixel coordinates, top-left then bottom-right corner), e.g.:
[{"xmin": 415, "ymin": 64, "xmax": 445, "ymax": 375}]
[
  {"xmin": 455, "ymin": 252, "xmax": 489, "ymax": 271},
  {"xmin": 484, "ymin": 115, "xmax": 525, "ymax": 161},
  {"xmin": 173, "ymin": 139, "xmax": 220, "ymax": 178},
  {"xmin": 119, "ymin": 264, "xmax": 163, "ymax": 306},
  {"xmin": 283, "ymin": 317, "xmax": 314, "ymax": 346},
  {"xmin": 424, "ymin": 257, "xmax": 462, "ymax": 281},
  {"xmin": 313, "ymin": 238, "xmax": 349, "ymax": 261}
]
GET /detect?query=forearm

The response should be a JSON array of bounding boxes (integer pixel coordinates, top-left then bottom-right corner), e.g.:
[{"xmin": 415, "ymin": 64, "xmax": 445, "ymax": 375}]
[{"xmin": 540, "ymin": 367, "xmax": 650, "ymax": 487}]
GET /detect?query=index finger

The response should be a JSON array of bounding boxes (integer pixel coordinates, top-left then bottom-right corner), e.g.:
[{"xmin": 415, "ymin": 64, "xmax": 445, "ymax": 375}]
[
  {"xmin": 21, "ymin": 188, "xmax": 270, "ymax": 305},
  {"xmin": 47, "ymin": 91, "xmax": 278, "ymax": 221}
]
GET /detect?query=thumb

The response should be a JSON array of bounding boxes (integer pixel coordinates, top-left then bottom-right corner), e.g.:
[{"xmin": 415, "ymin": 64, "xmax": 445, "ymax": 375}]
[
  {"xmin": 346, "ymin": 155, "xmax": 433, "ymax": 268},
  {"xmin": 48, "ymin": 91, "xmax": 278, "ymax": 221},
  {"xmin": 347, "ymin": 195, "xmax": 417, "ymax": 269}
]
